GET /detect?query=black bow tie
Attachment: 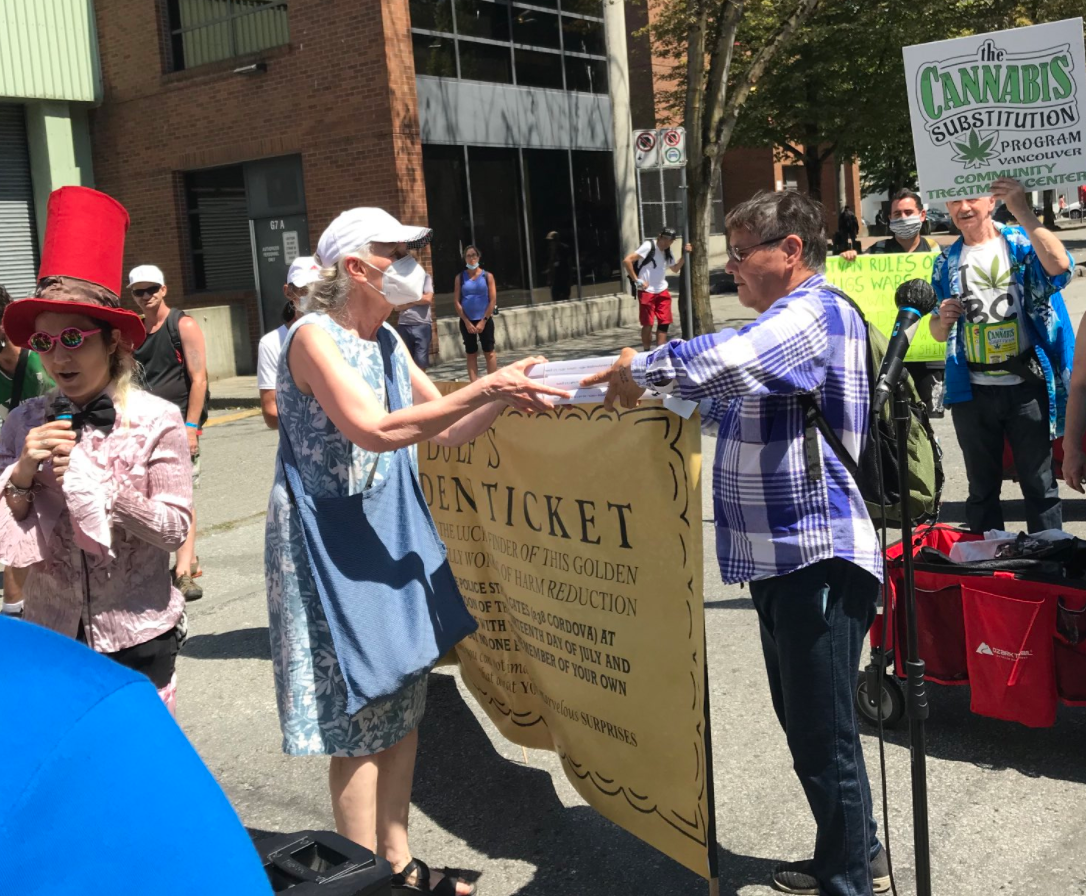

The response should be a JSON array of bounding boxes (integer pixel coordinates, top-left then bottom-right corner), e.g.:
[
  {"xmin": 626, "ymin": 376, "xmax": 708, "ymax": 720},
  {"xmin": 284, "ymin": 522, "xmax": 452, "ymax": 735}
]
[{"xmin": 71, "ymin": 394, "xmax": 117, "ymax": 435}]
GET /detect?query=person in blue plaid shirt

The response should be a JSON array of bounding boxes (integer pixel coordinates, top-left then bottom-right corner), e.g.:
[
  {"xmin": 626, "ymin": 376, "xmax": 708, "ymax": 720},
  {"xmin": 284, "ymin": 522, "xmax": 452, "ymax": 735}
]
[{"xmin": 585, "ymin": 190, "xmax": 889, "ymax": 896}]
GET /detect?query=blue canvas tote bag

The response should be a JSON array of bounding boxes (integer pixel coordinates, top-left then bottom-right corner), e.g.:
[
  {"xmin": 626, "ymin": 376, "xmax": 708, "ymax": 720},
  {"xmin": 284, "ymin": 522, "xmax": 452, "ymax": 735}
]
[{"xmin": 278, "ymin": 326, "xmax": 477, "ymax": 715}]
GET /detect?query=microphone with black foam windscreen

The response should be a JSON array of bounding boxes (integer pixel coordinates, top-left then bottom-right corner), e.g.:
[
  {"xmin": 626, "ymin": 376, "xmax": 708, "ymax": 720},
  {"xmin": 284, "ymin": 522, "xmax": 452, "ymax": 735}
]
[
  {"xmin": 873, "ymin": 279, "xmax": 939, "ymax": 414},
  {"xmin": 48, "ymin": 395, "xmax": 78, "ymax": 440}
]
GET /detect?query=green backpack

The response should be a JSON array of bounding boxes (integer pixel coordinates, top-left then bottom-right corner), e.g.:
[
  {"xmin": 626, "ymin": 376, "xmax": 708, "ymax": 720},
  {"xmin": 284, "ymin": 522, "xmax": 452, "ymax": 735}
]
[{"xmin": 799, "ymin": 286, "xmax": 943, "ymax": 527}]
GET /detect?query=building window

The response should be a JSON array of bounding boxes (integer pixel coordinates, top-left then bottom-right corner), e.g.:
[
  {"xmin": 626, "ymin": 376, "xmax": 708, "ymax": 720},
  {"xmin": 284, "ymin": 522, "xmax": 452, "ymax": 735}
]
[
  {"xmin": 637, "ymin": 168, "xmax": 726, "ymax": 237},
  {"xmin": 184, "ymin": 165, "xmax": 253, "ymax": 291},
  {"xmin": 166, "ymin": 0, "xmax": 289, "ymax": 72},
  {"xmin": 422, "ymin": 143, "xmax": 620, "ymax": 312},
  {"xmin": 410, "ymin": 0, "xmax": 607, "ymax": 94}
]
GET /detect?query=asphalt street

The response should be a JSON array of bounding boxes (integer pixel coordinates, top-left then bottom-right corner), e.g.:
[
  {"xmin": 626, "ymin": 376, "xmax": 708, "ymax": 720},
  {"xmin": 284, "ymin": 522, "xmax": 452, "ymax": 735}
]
[{"xmin": 179, "ymin": 282, "xmax": 1086, "ymax": 896}]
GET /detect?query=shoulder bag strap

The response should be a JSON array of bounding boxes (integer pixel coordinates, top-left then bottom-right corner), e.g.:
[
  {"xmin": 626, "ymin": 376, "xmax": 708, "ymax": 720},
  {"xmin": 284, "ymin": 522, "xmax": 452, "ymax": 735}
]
[
  {"xmin": 361, "ymin": 327, "xmax": 405, "ymax": 491},
  {"xmin": 165, "ymin": 308, "xmax": 193, "ymax": 385},
  {"xmin": 9, "ymin": 349, "xmax": 30, "ymax": 410},
  {"xmin": 798, "ymin": 392, "xmax": 864, "ymax": 486},
  {"xmin": 799, "ymin": 284, "xmax": 868, "ymax": 485}
]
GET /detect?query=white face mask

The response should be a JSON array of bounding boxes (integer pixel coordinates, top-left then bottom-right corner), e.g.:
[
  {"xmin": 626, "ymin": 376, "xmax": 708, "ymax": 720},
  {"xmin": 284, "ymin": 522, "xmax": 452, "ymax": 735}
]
[
  {"xmin": 363, "ymin": 255, "xmax": 428, "ymax": 306},
  {"xmin": 888, "ymin": 215, "xmax": 924, "ymax": 239}
]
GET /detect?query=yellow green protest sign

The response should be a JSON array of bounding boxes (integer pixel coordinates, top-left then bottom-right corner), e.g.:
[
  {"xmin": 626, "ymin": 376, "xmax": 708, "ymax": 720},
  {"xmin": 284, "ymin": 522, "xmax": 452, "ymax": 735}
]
[{"xmin": 825, "ymin": 253, "xmax": 946, "ymax": 363}]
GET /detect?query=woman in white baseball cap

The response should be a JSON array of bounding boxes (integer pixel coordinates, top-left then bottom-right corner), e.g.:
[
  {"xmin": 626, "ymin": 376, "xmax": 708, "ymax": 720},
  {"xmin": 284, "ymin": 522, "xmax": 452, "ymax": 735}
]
[{"xmin": 265, "ymin": 208, "xmax": 568, "ymax": 895}]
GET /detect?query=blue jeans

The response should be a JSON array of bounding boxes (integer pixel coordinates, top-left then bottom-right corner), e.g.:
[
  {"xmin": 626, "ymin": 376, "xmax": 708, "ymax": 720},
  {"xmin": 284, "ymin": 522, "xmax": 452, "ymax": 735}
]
[
  {"xmin": 949, "ymin": 380, "xmax": 1061, "ymax": 533},
  {"xmin": 749, "ymin": 558, "xmax": 882, "ymax": 896},
  {"xmin": 396, "ymin": 322, "xmax": 432, "ymax": 370}
]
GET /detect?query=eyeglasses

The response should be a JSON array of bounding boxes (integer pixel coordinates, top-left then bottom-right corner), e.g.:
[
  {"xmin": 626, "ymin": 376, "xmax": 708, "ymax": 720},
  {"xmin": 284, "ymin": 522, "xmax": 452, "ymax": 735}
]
[
  {"xmin": 726, "ymin": 235, "xmax": 789, "ymax": 264},
  {"xmin": 131, "ymin": 285, "xmax": 161, "ymax": 298},
  {"xmin": 28, "ymin": 327, "xmax": 102, "ymax": 354}
]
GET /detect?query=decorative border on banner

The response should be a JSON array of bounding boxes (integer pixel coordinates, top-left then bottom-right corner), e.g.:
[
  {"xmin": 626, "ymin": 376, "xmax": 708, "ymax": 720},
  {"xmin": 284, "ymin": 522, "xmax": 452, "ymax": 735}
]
[{"xmin": 456, "ymin": 402, "xmax": 709, "ymax": 850}]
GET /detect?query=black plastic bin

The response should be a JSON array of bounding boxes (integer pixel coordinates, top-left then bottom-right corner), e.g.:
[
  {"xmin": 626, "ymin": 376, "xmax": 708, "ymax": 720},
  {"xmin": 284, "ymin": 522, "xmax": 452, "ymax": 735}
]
[{"xmin": 258, "ymin": 831, "xmax": 392, "ymax": 895}]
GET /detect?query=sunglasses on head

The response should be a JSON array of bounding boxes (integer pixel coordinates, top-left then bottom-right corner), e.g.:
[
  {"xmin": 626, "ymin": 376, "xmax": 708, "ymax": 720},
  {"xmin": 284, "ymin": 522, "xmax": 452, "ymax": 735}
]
[
  {"xmin": 28, "ymin": 327, "xmax": 102, "ymax": 354},
  {"xmin": 131, "ymin": 285, "xmax": 161, "ymax": 298}
]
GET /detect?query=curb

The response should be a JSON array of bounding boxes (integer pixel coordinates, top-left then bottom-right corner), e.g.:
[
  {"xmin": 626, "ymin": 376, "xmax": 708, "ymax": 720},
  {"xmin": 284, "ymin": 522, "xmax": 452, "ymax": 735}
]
[{"xmin": 208, "ymin": 396, "xmax": 260, "ymax": 410}]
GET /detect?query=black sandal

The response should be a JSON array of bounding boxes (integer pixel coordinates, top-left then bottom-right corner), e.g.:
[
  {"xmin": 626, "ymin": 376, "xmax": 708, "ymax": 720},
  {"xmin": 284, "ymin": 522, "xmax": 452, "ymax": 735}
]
[{"xmin": 391, "ymin": 858, "xmax": 477, "ymax": 896}]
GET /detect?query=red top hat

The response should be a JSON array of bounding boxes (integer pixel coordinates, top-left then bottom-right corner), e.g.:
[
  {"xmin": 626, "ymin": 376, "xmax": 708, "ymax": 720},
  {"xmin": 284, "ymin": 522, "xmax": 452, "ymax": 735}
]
[{"xmin": 2, "ymin": 186, "xmax": 146, "ymax": 349}]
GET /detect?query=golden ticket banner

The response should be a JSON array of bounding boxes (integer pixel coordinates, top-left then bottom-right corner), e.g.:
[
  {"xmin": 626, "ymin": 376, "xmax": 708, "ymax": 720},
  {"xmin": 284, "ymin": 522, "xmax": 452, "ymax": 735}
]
[
  {"xmin": 825, "ymin": 253, "xmax": 946, "ymax": 363},
  {"xmin": 421, "ymin": 394, "xmax": 714, "ymax": 879}
]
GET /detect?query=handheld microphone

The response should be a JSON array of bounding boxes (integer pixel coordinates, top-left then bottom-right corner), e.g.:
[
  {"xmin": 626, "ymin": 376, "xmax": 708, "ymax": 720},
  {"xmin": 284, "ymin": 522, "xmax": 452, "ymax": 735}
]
[
  {"xmin": 48, "ymin": 395, "xmax": 79, "ymax": 441},
  {"xmin": 873, "ymin": 279, "xmax": 938, "ymax": 414}
]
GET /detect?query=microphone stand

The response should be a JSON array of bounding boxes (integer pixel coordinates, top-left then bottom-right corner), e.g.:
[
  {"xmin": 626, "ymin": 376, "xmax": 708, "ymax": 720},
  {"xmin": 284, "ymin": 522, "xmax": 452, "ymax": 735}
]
[{"xmin": 890, "ymin": 383, "xmax": 932, "ymax": 896}]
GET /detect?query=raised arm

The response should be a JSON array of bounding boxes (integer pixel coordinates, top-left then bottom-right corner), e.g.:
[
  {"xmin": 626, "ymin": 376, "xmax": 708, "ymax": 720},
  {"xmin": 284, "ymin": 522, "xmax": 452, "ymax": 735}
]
[{"xmin": 992, "ymin": 177, "xmax": 1072, "ymax": 278}]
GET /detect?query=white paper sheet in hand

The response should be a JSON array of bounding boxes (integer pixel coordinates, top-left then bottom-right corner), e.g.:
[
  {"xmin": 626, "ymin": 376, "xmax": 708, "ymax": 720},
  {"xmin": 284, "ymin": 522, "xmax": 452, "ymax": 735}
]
[{"xmin": 526, "ymin": 356, "xmax": 697, "ymax": 418}]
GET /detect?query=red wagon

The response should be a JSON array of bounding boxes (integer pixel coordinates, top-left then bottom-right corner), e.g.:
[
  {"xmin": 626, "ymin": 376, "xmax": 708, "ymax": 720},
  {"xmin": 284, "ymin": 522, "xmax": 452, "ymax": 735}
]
[{"xmin": 856, "ymin": 525, "xmax": 1086, "ymax": 728}]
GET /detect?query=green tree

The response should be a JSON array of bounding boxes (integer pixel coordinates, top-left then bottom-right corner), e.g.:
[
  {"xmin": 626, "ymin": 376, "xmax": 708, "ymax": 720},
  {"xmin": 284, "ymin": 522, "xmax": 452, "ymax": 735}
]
[
  {"xmin": 729, "ymin": 0, "xmax": 1030, "ymax": 203},
  {"xmin": 647, "ymin": 0, "xmax": 823, "ymax": 335}
]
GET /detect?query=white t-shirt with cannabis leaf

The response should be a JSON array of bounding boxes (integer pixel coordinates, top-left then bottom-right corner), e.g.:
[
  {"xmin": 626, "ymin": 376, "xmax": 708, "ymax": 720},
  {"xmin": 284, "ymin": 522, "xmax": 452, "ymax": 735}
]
[{"xmin": 958, "ymin": 237, "xmax": 1033, "ymax": 386}]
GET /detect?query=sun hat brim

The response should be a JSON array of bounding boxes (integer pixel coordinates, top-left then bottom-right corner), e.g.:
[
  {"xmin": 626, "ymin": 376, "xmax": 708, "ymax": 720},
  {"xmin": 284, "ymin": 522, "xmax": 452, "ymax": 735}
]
[{"xmin": 2, "ymin": 298, "xmax": 147, "ymax": 350}]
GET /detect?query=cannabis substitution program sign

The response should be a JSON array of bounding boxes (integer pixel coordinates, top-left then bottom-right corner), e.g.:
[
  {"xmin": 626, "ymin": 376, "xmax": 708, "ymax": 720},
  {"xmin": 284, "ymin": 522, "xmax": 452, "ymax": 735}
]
[{"xmin": 904, "ymin": 19, "xmax": 1086, "ymax": 202}]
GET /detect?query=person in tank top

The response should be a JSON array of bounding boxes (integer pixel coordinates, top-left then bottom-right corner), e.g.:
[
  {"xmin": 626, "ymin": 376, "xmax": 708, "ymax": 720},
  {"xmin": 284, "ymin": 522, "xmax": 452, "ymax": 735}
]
[{"xmin": 130, "ymin": 265, "xmax": 208, "ymax": 602}]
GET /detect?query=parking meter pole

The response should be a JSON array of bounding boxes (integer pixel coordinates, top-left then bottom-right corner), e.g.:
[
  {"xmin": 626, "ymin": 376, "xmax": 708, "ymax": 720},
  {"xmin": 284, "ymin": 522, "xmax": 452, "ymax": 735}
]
[{"xmin": 680, "ymin": 165, "xmax": 694, "ymax": 340}]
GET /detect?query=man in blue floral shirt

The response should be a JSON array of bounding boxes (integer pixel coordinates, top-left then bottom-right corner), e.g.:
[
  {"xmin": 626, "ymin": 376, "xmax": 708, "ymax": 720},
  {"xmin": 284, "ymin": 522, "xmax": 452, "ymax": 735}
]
[{"xmin": 930, "ymin": 177, "xmax": 1075, "ymax": 533}]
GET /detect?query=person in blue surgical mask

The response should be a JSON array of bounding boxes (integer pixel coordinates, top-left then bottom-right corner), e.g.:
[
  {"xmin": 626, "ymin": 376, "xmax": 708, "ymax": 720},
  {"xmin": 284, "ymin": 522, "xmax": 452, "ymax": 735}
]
[
  {"xmin": 838, "ymin": 188, "xmax": 946, "ymax": 416},
  {"xmin": 264, "ymin": 208, "xmax": 568, "ymax": 896}
]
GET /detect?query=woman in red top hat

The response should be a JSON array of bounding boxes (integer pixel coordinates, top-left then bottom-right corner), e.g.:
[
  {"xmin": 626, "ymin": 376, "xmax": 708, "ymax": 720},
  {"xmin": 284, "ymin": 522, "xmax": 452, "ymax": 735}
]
[{"xmin": 0, "ymin": 187, "xmax": 194, "ymax": 712}]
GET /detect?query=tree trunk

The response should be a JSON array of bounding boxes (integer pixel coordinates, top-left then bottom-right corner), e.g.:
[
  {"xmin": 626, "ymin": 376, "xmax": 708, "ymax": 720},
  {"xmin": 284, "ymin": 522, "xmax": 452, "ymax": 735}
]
[{"xmin": 804, "ymin": 144, "xmax": 823, "ymax": 203}]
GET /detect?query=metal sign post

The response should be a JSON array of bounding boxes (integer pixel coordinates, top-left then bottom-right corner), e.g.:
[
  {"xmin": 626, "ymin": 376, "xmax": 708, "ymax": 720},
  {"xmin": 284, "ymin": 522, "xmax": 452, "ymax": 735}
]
[
  {"xmin": 679, "ymin": 165, "xmax": 694, "ymax": 341},
  {"xmin": 633, "ymin": 127, "xmax": 693, "ymax": 338}
]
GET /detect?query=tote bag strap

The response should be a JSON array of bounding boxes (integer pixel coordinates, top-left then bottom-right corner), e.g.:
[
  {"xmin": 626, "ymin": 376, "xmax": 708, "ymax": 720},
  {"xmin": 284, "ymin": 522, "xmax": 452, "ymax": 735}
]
[
  {"xmin": 279, "ymin": 324, "xmax": 407, "ymax": 498},
  {"xmin": 377, "ymin": 326, "xmax": 405, "ymax": 412}
]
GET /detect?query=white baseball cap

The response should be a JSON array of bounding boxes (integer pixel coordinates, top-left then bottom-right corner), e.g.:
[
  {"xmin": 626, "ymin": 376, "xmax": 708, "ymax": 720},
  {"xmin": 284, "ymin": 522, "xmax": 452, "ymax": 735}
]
[
  {"xmin": 287, "ymin": 255, "xmax": 321, "ymax": 288},
  {"xmin": 316, "ymin": 208, "xmax": 431, "ymax": 268},
  {"xmin": 128, "ymin": 264, "xmax": 166, "ymax": 288}
]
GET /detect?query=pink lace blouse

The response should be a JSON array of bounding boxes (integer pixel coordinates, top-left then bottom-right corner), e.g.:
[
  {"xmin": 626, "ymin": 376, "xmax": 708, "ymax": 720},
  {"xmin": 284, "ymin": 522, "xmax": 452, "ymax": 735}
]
[{"xmin": 0, "ymin": 390, "xmax": 193, "ymax": 653}]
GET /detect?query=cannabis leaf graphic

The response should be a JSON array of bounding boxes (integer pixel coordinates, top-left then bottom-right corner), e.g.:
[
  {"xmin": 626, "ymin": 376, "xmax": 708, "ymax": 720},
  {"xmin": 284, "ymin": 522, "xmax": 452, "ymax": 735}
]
[
  {"xmin": 951, "ymin": 130, "xmax": 999, "ymax": 169},
  {"xmin": 974, "ymin": 255, "xmax": 1011, "ymax": 292}
]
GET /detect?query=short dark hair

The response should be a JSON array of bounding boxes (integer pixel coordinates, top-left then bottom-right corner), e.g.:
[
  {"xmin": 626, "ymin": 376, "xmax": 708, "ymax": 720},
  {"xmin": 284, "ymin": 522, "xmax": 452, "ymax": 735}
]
[
  {"xmin": 659, "ymin": 227, "xmax": 678, "ymax": 239},
  {"xmin": 0, "ymin": 284, "xmax": 12, "ymax": 314},
  {"xmin": 282, "ymin": 300, "xmax": 296, "ymax": 324},
  {"xmin": 891, "ymin": 188, "xmax": 924, "ymax": 210},
  {"xmin": 725, "ymin": 190, "xmax": 827, "ymax": 272}
]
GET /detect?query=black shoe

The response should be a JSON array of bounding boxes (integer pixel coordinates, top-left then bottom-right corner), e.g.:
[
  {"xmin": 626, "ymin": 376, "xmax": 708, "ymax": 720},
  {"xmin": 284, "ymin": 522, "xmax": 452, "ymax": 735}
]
[{"xmin": 771, "ymin": 847, "xmax": 890, "ymax": 894}]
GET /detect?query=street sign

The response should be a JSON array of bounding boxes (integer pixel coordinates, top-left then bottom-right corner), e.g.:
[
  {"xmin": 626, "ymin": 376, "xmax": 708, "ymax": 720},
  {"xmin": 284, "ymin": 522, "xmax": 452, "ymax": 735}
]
[
  {"xmin": 659, "ymin": 127, "xmax": 686, "ymax": 167},
  {"xmin": 633, "ymin": 127, "xmax": 686, "ymax": 168},
  {"xmin": 634, "ymin": 129, "xmax": 659, "ymax": 168}
]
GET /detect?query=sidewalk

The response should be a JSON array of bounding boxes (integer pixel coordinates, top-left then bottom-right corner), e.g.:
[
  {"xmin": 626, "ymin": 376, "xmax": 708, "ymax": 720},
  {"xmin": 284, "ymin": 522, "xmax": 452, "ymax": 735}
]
[
  {"xmin": 207, "ymin": 273, "xmax": 1086, "ymax": 413},
  {"xmin": 206, "ymin": 294, "xmax": 755, "ymax": 409}
]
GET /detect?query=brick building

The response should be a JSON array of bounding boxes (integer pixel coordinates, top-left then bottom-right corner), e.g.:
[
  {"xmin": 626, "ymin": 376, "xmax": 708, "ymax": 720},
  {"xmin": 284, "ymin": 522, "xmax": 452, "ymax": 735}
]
[
  {"xmin": 1, "ymin": 1, "xmax": 864, "ymax": 377},
  {"xmin": 82, "ymin": 0, "xmax": 646, "ymax": 374}
]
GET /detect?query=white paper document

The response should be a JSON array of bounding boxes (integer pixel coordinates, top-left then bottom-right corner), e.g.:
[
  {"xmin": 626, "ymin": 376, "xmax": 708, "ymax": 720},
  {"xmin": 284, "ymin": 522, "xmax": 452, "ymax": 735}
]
[{"xmin": 527, "ymin": 356, "xmax": 697, "ymax": 419}]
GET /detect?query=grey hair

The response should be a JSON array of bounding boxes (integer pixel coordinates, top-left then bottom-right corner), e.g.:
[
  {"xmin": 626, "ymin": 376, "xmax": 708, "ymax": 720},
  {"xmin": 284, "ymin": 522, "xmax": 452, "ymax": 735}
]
[
  {"xmin": 725, "ymin": 190, "xmax": 827, "ymax": 272},
  {"xmin": 302, "ymin": 243, "xmax": 375, "ymax": 316}
]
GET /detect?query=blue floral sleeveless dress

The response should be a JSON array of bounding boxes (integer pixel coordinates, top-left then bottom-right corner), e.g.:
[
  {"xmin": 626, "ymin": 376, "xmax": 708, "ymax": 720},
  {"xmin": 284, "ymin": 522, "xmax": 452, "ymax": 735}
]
[{"xmin": 264, "ymin": 314, "xmax": 426, "ymax": 757}]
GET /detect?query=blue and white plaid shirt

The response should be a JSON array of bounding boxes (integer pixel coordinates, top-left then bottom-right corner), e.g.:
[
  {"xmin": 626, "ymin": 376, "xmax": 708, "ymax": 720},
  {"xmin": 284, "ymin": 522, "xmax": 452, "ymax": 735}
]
[{"xmin": 630, "ymin": 274, "xmax": 882, "ymax": 585}]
